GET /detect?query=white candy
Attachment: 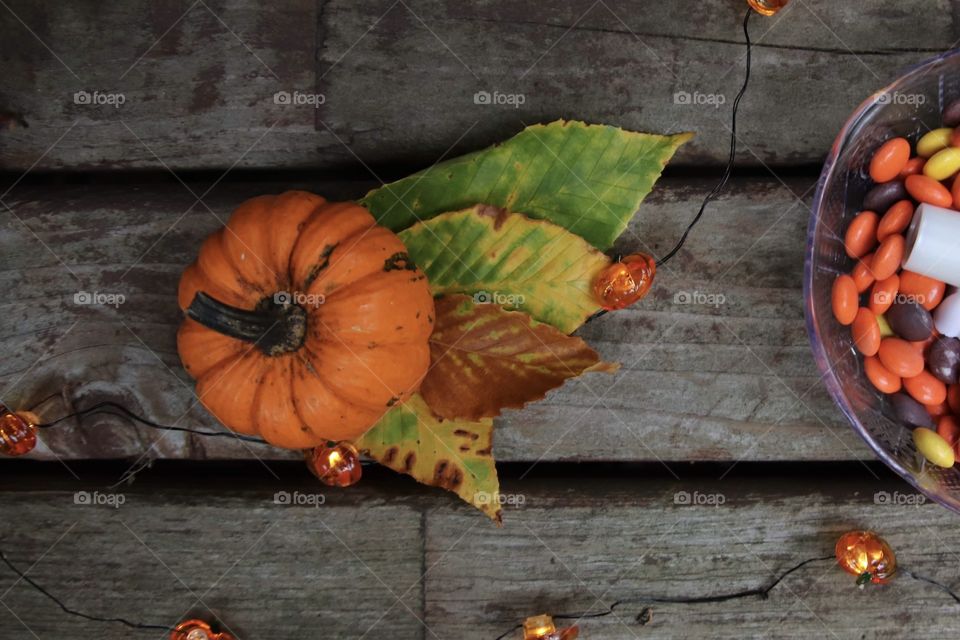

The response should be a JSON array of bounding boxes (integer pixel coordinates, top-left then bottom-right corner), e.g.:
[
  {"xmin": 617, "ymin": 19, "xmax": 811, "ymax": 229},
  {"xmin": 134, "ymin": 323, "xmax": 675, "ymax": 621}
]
[
  {"xmin": 902, "ymin": 204, "xmax": 960, "ymax": 287},
  {"xmin": 934, "ymin": 292, "xmax": 960, "ymax": 337}
]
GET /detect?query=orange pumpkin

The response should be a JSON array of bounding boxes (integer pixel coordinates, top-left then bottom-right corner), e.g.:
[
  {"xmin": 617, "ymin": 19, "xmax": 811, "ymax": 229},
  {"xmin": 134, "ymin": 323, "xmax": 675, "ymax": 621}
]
[{"xmin": 177, "ymin": 191, "xmax": 434, "ymax": 448}]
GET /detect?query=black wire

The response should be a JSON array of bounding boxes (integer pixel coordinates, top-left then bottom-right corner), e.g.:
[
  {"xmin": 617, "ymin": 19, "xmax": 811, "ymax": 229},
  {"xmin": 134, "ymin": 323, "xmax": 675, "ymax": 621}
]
[
  {"xmin": 492, "ymin": 556, "xmax": 960, "ymax": 639},
  {"xmin": 655, "ymin": 7, "xmax": 753, "ymax": 268},
  {"xmin": 586, "ymin": 8, "xmax": 753, "ymax": 325},
  {"xmin": 0, "ymin": 549, "xmax": 172, "ymax": 631},
  {"xmin": 36, "ymin": 400, "xmax": 269, "ymax": 445}
]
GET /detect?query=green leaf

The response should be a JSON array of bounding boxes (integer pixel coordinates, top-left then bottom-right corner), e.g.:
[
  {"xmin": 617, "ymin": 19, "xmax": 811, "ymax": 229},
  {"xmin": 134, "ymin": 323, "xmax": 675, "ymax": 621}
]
[
  {"xmin": 361, "ymin": 120, "xmax": 693, "ymax": 249},
  {"xmin": 355, "ymin": 394, "xmax": 502, "ymax": 523},
  {"xmin": 398, "ymin": 205, "xmax": 611, "ymax": 333}
]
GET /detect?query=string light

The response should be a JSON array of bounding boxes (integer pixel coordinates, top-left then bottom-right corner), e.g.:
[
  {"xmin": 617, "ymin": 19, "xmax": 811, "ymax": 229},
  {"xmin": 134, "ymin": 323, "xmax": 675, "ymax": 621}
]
[
  {"xmin": 170, "ymin": 619, "xmax": 236, "ymax": 640},
  {"xmin": 0, "ymin": 404, "xmax": 39, "ymax": 456},
  {"xmin": 307, "ymin": 441, "xmax": 363, "ymax": 487}
]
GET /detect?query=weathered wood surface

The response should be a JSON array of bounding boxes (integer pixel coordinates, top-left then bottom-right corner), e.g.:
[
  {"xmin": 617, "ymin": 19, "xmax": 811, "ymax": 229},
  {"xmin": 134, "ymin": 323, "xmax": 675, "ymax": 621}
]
[
  {"xmin": 0, "ymin": 0, "xmax": 955, "ymax": 170},
  {"xmin": 0, "ymin": 176, "xmax": 868, "ymax": 462},
  {"xmin": 0, "ymin": 470, "xmax": 956, "ymax": 639}
]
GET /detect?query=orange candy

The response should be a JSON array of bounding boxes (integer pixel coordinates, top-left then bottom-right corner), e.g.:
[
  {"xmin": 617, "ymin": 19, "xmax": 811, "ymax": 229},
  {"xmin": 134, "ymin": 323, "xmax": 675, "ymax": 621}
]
[
  {"xmin": 864, "ymin": 356, "xmax": 902, "ymax": 394},
  {"xmin": 949, "ymin": 384, "xmax": 960, "ymax": 414},
  {"xmin": 868, "ymin": 274, "xmax": 899, "ymax": 315},
  {"xmin": 898, "ymin": 270, "xmax": 946, "ymax": 311},
  {"xmin": 898, "ymin": 157, "xmax": 926, "ymax": 179},
  {"xmin": 851, "ymin": 254, "xmax": 876, "ymax": 293},
  {"xmin": 952, "ymin": 173, "xmax": 960, "ymax": 206},
  {"xmin": 869, "ymin": 138, "xmax": 911, "ymax": 183},
  {"xmin": 876, "ymin": 200, "xmax": 914, "ymax": 242},
  {"xmin": 851, "ymin": 308, "xmax": 881, "ymax": 356},
  {"xmin": 844, "ymin": 211, "xmax": 879, "ymax": 258},
  {"xmin": 905, "ymin": 174, "xmax": 953, "ymax": 207},
  {"xmin": 937, "ymin": 415, "xmax": 960, "ymax": 441},
  {"xmin": 926, "ymin": 400, "xmax": 950, "ymax": 417},
  {"xmin": 903, "ymin": 369, "xmax": 948, "ymax": 405},
  {"xmin": 831, "ymin": 275, "xmax": 859, "ymax": 325},
  {"xmin": 878, "ymin": 338, "xmax": 925, "ymax": 378},
  {"xmin": 870, "ymin": 234, "xmax": 904, "ymax": 280}
]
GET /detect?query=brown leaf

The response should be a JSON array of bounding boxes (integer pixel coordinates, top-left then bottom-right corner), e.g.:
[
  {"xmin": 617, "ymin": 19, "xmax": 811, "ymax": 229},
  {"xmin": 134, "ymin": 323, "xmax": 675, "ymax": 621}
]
[{"xmin": 421, "ymin": 295, "xmax": 618, "ymax": 421}]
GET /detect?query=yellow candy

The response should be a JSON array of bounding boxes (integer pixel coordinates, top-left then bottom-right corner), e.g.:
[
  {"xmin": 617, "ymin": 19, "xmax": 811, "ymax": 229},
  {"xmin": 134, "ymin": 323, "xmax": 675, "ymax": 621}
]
[
  {"xmin": 913, "ymin": 427, "xmax": 955, "ymax": 468},
  {"xmin": 923, "ymin": 147, "xmax": 960, "ymax": 180},
  {"xmin": 916, "ymin": 128, "xmax": 953, "ymax": 158},
  {"xmin": 877, "ymin": 314, "xmax": 894, "ymax": 337}
]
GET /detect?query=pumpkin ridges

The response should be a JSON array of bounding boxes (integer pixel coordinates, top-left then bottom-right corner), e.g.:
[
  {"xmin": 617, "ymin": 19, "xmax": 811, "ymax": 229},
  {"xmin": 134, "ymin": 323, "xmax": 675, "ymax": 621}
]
[
  {"xmin": 220, "ymin": 194, "xmax": 286, "ymax": 293},
  {"xmin": 195, "ymin": 348, "xmax": 266, "ymax": 436},
  {"xmin": 253, "ymin": 357, "xmax": 319, "ymax": 449},
  {"xmin": 303, "ymin": 226, "xmax": 412, "ymax": 299},
  {"xmin": 291, "ymin": 350, "xmax": 382, "ymax": 442},
  {"xmin": 176, "ymin": 317, "xmax": 246, "ymax": 379},
  {"xmin": 307, "ymin": 339, "xmax": 431, "ymax": 410},
  {"xmin": 289, "ymin": 202, "xmax": 377, "ymax": 290},
  {"xmin": 313, "ymin": 269, "xmax": 435, "ymax": 346},
  {"xmin": 184, "ymin": 233, "xmax": 261, "ymax": 310}
]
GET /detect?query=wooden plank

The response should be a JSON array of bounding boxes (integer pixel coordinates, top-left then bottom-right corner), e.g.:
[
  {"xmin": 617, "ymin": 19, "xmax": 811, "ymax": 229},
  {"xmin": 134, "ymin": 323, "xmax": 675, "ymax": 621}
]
[
  {"xmin": 0, "ymin": 474, "xmax": 427, "ymax": 639},
  {"xmin": 0, "ymin": 0, "xmax": 954, "ymax": 170},
  {"xmin": 425, "ymin": 475, "xmax": 960, "ymax": 639},
  {"xmin": 0, "ymin": 470, "xmax": 954, "ymax": 638},
  {"xmin": 0, "ymin": 175, "xmax": 868, "ymax": 462}
]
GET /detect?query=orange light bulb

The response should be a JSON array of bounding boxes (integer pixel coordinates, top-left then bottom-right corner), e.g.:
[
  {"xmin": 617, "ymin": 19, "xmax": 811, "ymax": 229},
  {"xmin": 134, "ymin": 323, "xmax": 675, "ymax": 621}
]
[
  {"xmin": 835, "ymin": 530, "xmax": 897, "ymax": 585},
  {"xmin": 170, "ymin": 620, "xmax": 235, "ymax": 640},
  {"xmin": 747, "ymin": 0, "xmax": 790, "ymax": 16},
  {"xmin": 307, "ymin": 441, "xmax": 362, "ymax": 487},
  {"xmin": 522, "ymin": 615, "xmax": 580, "ymax": 640},
  {"xmin": 0, "ymin": 404, "xmax": 38, "ymax": 456},
  {"xmin": 593, "ymin": 253, "xmax": 656, "ymax": 310}
]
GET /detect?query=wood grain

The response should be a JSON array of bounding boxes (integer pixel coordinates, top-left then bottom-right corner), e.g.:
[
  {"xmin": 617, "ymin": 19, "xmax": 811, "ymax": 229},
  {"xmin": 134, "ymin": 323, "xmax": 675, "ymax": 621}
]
[
  {"xmin": 0, "ymin": 0, "xmax": 954, "ymax": 170},
  {"xmin": 0, "ymin": 176, "xmax": 867, "ymax": 462},
  {"xmin": 0, "ymin": 471, "xmax": 955, "ymax": 639}
]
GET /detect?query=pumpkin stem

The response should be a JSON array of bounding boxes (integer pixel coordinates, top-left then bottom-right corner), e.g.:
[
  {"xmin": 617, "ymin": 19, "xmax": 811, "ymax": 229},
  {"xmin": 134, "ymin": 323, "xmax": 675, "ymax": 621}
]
[
  {"xmin": 856, "ymin": 572, "xmax": 872, "ymax": 587},
  {"xmin": 187, "ymin": 291, "xmax": 307, "ymax": 356}
]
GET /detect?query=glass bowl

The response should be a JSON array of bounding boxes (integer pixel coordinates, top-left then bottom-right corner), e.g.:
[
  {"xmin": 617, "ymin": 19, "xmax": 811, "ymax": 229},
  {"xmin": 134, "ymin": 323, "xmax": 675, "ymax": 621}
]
[{"xmin": 804, "ymin": 49, "xmax": 960, "ymax": 513}]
